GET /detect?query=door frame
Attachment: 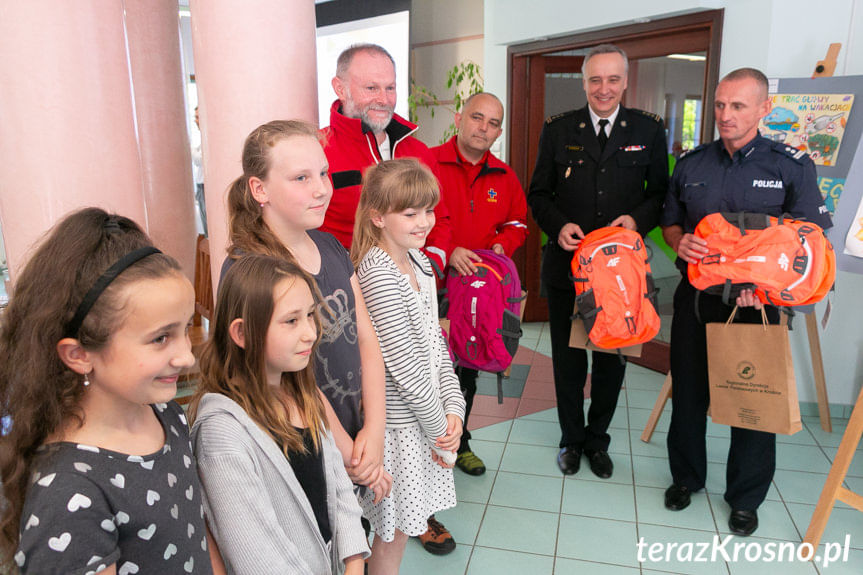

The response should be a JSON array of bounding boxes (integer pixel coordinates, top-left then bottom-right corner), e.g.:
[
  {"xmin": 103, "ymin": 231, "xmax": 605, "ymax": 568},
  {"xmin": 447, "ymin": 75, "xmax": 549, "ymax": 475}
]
[{"xmin": 508, "ymin": 9, "xmax": 724, "ymax": 325}]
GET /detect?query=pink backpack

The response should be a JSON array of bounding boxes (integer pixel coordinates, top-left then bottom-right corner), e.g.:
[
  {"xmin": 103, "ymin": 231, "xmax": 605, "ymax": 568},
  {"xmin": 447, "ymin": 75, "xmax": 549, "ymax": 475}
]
[{"xmin": 445, "ymin": 250, "xmax": 524, "ymax": 380}]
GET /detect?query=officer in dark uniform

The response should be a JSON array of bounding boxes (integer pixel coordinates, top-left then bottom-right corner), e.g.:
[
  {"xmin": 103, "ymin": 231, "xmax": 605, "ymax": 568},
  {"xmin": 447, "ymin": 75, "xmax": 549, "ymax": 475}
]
[
  {"xmin": 661, "ymin": 67, "xmax": 832, "ymax": 536},
  {"xmin": 528, "ymin": 44, "xmax": 668, "ymax": 479}
]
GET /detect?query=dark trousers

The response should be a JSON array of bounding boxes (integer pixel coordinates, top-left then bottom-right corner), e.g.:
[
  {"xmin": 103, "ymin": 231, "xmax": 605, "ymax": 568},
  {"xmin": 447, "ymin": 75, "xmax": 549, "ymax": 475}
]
[
  {"xmin": 547, "ymin": 285, "xmax": 626, "ymax": 451},
  {"xmin": 667, "ymin": 278, "xmax": 778, "ymax": 510},
  {"xmin": 456, "ymin": 367, "xmax": 478, "ymax": 453}
]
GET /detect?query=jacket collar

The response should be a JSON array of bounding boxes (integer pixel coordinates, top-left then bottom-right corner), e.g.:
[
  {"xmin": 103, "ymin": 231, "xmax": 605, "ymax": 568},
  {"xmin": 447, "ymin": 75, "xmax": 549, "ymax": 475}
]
[
  {"xmin": 718, "ymin": 132, "xmax": 765, "ymax": 163},
  {"xmin": 327, "ymin": 99, "xmax": 418, "ymax": 151},
  {"xmin": 438, "ymin": 135, "xmax": 508, "ymax": 179},
  {"xmin": 573, "ymin": 105, "xmax": 632, "ymax": 162}
]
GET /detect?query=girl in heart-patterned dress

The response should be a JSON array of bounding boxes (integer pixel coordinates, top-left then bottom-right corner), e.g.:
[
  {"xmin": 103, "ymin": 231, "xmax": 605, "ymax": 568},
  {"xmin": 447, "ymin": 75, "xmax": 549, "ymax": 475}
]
[{"xmin": 0, "ymin": 209, "xmax": 213, "ymax": 574}]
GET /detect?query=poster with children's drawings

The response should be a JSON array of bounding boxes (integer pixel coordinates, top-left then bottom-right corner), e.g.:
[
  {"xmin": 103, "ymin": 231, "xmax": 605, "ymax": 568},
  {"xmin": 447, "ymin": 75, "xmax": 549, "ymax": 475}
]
[
  {"xmin": 759, "ymin": 93, "xmax": 854, "ymax": 167},
  {"xmin": 767, "ymin": 76, "xmax": 863, "ymax": 274}
]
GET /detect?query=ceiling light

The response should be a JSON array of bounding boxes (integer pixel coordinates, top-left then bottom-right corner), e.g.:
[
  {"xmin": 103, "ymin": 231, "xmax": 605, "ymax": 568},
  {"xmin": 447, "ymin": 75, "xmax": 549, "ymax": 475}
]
[{"xmin": 667, "ymin": 54, "xmax": 707, "ymax": 62}]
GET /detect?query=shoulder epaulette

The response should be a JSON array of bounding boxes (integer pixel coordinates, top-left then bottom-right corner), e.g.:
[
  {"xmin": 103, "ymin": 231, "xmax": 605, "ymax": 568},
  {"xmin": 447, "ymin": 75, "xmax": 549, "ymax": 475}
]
[
  {"xmin": 678, "ymin": 142, "xmax": 710, "ymax": 160},
  {"xmin": 630, "ymin": 108, "xmax": 662, "ymax": 123},
  {"xmin": 545, "ymin": 110, "xmax": 577, "ymax": 125},
  {"xmin": 770, "ymin": 141, "xmax": 810, "ymax": 164}
]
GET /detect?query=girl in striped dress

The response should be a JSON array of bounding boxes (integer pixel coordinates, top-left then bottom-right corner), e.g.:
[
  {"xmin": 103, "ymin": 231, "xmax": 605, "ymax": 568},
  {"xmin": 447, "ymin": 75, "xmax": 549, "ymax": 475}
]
[{"xmin": 350, "ymin": 159, "xmax": 465, "ymax": 574}]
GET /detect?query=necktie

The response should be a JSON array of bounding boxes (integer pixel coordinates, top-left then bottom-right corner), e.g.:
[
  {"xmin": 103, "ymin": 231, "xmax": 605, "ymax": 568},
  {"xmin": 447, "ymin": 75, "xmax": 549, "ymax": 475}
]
[{"xmin": 597, "ymin": 119, "xmax": 609, "ymax": 151}]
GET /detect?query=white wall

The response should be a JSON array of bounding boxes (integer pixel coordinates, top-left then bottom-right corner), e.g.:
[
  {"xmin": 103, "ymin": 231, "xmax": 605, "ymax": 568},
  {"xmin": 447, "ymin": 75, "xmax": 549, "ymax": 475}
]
[
  {"xmin": 410, "ymin": 0, "xmax": 484, "ymax": 146},
  {"xmin": 631, "ymin": 58, "xmax": 705, "ymax": 149},
  {"xmin": 484, "ymin": 0, "xmax": 863, "ymax": 406}
]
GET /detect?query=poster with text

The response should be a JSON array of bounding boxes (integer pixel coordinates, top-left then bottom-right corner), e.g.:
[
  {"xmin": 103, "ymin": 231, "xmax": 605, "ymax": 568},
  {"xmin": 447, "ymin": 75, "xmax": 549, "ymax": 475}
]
[{"xmin": 759, "ymin": 93, "xmax": 854, "ymax": 167}]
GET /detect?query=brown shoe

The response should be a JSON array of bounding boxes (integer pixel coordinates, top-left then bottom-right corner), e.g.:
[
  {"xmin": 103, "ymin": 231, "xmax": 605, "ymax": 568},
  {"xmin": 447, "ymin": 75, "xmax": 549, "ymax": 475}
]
[{"xmin": 417, "ymin": 515, "xmax": 456, "ymax": 555}]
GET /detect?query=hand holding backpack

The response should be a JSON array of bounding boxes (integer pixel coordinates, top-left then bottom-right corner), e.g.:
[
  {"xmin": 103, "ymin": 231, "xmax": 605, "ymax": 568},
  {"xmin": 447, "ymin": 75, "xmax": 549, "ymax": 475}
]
[{"xmin": 445, "ymin": 250, "xmax": 525, "ymax": 401}]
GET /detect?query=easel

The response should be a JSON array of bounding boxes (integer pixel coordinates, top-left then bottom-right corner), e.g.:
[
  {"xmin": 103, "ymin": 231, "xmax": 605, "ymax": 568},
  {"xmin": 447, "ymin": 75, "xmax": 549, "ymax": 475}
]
[
  {"xmin": 804, "ymin": 384, "xmax": 863, "ymax": 549},
  {"xmin": 802, "ymin": 42, "xmax": 863, "ymax": 552},
  {"xmin": 641, "ymin": 311, "xmax": 832, "ymax": 442}
]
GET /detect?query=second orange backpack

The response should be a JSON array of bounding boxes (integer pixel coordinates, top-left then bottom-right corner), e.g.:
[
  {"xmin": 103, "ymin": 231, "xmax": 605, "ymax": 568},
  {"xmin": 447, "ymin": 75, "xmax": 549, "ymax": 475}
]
[
  {"xmin": 688, "ymin": 212, "xmax": 835, "ymax": 306},
  {"xmin": 571, "ymin": 227, "xmax": 661, "ymax": 349}
]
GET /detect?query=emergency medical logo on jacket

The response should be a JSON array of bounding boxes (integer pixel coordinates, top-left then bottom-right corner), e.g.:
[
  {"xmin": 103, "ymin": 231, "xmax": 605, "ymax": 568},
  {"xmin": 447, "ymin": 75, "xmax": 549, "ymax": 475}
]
[
  {"xmin": 688, "ymin": 212, "xmax": 836, "ymax": 306},
  {"xmin": 570, "ymin": 227, "xmax": 660, "ymax": 349}
]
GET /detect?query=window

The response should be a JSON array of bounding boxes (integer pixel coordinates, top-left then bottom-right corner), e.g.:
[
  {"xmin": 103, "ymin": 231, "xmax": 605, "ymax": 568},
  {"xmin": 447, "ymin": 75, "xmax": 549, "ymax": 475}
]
[{"xmin": 681, "ymin": 97, "xmax": 703, "ymax": 152}]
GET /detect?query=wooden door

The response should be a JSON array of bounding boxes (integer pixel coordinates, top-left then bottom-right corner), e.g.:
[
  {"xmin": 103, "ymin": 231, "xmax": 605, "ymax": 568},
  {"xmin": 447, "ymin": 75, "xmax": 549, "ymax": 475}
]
[{"xmin": 508, "ymin": 9, "xmax": 723, "ymax": 331}]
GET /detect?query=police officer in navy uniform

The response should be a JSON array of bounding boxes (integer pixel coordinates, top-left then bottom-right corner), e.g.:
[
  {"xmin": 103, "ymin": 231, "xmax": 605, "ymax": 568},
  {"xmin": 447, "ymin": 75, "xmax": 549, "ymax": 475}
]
[
  {"xmin": 661, "ymin": 68, "xmax": 832, "ymax": 536},
  {"xmin": 529, "ymin": 44, "xmax": 668, "ymax": 479}
]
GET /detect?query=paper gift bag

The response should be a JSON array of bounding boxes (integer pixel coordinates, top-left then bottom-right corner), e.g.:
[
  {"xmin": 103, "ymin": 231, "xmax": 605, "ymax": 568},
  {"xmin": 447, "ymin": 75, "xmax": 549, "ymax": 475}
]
[
  {"xmin": 706, "ymin": 307, "xmax": 801, "ymax": 435},
  {"xmin": 569, "ymin": 304, "xmax": 643, "ymax": 357}
]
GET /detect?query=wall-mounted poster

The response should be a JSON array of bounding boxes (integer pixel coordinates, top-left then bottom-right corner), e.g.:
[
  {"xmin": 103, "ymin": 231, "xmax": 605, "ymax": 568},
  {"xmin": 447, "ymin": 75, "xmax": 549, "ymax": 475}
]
[
  {"xmin": 759, "ymin": 94, "xmax": 854, "ymax": 166},
  {"xmin": 767, "ymin": 77, "xmax": 863, "ymax": 274}
]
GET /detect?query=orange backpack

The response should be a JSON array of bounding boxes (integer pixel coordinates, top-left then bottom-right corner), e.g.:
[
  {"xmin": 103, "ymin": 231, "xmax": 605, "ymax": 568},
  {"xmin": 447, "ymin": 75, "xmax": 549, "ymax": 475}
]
[
  {"xmin": 571, "ymin": 227, "xmax": 661, "ymax": 349},
  {"xmin": 688, "ymin": 212, "xmax": 835, "ymax": 306}
]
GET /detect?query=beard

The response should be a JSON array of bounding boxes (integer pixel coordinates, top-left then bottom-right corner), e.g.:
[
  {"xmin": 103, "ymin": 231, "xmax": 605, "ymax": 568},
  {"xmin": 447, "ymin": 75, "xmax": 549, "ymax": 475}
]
[
  {"xmin": 343, "ymin": 92, "xmax": 394, "ymax": 134},
  {"xmin": 360, "ymin": 108, "xmax": 394, "ymax": 133}
]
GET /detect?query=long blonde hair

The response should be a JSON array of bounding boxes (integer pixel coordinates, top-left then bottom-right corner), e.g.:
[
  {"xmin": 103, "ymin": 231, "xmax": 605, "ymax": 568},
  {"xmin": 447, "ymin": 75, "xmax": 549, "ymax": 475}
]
[
  {"xmin": 188, "ymin": 254, "xmax": 328, "ymax": 454},
  {"xmin": 350, "ymin": 158, "xmax": 440, "ymax": 267}
]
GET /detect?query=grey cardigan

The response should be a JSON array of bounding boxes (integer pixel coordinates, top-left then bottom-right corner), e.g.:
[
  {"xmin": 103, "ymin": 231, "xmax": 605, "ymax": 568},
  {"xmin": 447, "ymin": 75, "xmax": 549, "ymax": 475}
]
[{"xmin": 191, "ymin": 393, "xmax": 370, "ymax": 575}]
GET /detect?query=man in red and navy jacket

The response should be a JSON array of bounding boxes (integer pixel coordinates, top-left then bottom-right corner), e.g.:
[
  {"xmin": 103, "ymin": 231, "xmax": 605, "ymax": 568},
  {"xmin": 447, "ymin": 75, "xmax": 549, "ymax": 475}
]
[
  {"xmin": 321, "ymin": 43, "xmax": 451, "ymax": 278},
  {"xmin": 430, "ymin": 92, "xmax": 528, "ymax": 477},
  {"xmin": 322, "ymin": 43, "xmax": 456, "ymax": 556}
]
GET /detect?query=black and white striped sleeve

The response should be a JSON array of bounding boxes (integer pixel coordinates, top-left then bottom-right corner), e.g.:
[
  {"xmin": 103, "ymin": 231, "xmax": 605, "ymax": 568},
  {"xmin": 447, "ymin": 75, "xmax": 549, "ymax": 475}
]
[{"xmin": 358, "ymin": 258, "xmax": 448, "ymax": 441}]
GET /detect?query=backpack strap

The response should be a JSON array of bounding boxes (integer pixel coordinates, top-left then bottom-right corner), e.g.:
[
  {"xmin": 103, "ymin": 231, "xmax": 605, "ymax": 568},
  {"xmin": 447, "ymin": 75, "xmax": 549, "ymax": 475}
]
[
  {"xmin": 507, "ymin": 292, "xmax": 527, "ymax": 304},
  {"xmin": 721, "ymin": 279, "xmax": 734, "ymax": 306},
  {"xmin": 496, "ymin": 326, "xmax": 522, "ymax": 339},
  {"xmin": 474, "ymin": 262, "xmax": 503, "ymax": 282},
  {"xmin": 782, "ymin": 306, "xmax": 795, "ymax": 329},
  {"xmin": 575, "ymin": 289, "xmax": 600, "ymax": 334}
]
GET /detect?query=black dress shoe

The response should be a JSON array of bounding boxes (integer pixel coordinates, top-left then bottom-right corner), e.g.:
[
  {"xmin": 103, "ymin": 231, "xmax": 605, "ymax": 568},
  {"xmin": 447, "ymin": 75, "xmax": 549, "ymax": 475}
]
[
  {"xmin": 584, "ymin": 449, "xmax": 613, "ymax": 478},
  {"xmin": 729, "ymin": 509, "xmax": 758, "ymax": 536},
  {"xmin": 664, "ymin": 484, "xmax": 692, "ymax": 511},
  {"xmin": 557, "ymin": 446, "xmax": 582, "ymax": 475}
]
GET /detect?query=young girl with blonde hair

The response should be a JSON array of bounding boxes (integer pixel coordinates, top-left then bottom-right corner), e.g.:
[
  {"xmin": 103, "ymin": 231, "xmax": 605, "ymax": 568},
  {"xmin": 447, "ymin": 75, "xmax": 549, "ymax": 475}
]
[
  {"xmin": 190, "ymin": 254, "xmax": 369, "ymax": 574},
  {"xmin": 351, "ymin": 159, "xmax": 465, "ymax": 574}
]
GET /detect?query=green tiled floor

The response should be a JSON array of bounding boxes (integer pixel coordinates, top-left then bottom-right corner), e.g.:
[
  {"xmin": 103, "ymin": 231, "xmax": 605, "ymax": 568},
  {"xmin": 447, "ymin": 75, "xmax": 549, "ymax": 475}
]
[{"xmin": 394, "ymin": 322, "xmax": 863, "ymax": 574}]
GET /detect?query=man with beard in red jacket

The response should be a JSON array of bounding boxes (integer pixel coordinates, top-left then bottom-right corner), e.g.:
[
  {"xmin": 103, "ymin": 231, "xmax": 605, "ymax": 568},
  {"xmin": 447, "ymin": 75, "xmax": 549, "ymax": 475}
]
[
  {"xmin": 321, "ymin": 43, "xmax": 450, "ymax": 279},
  {"xmin": 321, "ymin": 43, "xmax": 456, "ymax": 556}
]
